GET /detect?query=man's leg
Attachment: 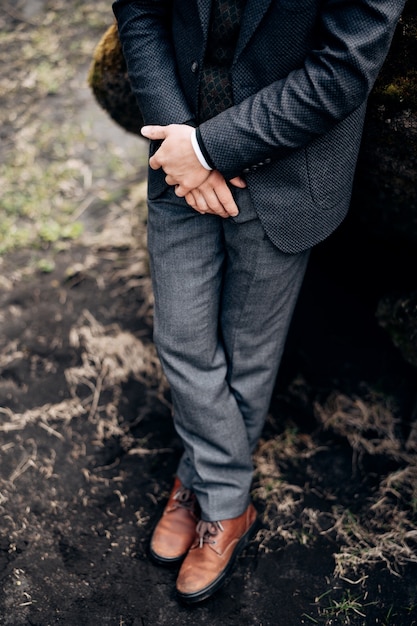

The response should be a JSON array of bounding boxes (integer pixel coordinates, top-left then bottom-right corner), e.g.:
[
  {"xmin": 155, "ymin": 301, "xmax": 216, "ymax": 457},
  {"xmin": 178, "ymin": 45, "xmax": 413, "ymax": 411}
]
[
  {"xmin": 220, "ymin": 189, "xmax": 310, "ymax": 454},
  {"xmin": 147, "ymin": 188, "xmax": 309, "ymax": 522},
  {"xmin": 168, "ymin": 190, "xmax": 310, "ymax": 603},
  {"xmin": 147, "ymin": 187, "xmax": 254, "ymax": 521}
]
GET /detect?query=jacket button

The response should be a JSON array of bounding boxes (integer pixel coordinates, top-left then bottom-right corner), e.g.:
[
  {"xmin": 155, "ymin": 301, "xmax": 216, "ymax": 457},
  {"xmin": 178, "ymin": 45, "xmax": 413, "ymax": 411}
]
[
  {"xmin": 264, "ymin": 158, "xmax": 272, "ymax": 164},
  {"xmin": 243, "ymin": 167, "xmax": 250, "ymax": 174},
  {"xmin": 191, "ymin": 61, "xmax": 199, "ymax": 73}
]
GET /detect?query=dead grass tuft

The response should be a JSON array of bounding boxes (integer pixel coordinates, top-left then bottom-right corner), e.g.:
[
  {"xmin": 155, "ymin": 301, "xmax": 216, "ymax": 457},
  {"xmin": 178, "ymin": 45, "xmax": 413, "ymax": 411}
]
[
  {"xmin": 0, "ymin": 308, "xmax": 168, "ymax": 453},
  {"xmin": 66, "ymin": 309, "xmax": 165, "ymax": 397},
  {"xmin": 315, "ymin": 390, "xmax": 407, "ymax": 462},
  {"xmin": 252, "ymin": 428, "xmax": 325, "ymax": 549},
  {"xmin": 327, "ymin": 504, "xmax": 417, "ymax": 579},
  {"xmin": 313, "ymin": 389, "xmax": 417, "ymax": 579},
  {"xmin": 253, "ymin": 387, "xmax": 417, "ymax": 579},
  {"xmin": 65, "ymin": 310, "xmax": 169, "ymax": 446},
  {"xmin": 0, "ymin": 399, "xmax": 86, "ymax": 434}
]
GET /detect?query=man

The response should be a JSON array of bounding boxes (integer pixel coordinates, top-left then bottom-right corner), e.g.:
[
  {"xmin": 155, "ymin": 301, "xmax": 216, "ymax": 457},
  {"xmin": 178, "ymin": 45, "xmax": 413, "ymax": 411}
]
[{"xmin": 112, "ymin": 0, "xmax": 405, "ymax": 604}]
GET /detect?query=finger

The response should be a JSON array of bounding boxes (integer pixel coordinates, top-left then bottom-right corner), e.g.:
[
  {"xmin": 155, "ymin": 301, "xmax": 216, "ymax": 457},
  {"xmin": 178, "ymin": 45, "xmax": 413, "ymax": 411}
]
[
  {"xmin": 185, "ymin": 191, "xmax": 199, "ymax": 210},
  {"xmin": 199, "ymin": 187, "xmax": 229, "ymax": 217},
  {"xmin": 192, "ymin": 189, "xmax": 220, "ymax": 215},
  {"xmin": 206, "ymin": 180, "xmax": 239, "ymax": 217},
  {"xmin": 149, "ymin": 144, "xmax": 164, "ymax": 171},
  {"xmin": 175, "ymin": 182, "xmax": 198, "ymax": 198},
  {"xmin": 149, "ymin": 154, "xmax": 162, "ymax": 170},
  {"xmin": 229, "ymin": 176, "xmax": 247, "ymax": 188},
  {"xmin": 141, "ymin": 125, "xmax": 168, "ymax": 140},
  {"xmin": 200, "ymin": 171, "xmax": 239, "ymax": 217},
  {"xmin": 185, "ymin": 191, "xmax": 209, "ymax": 214},
  {"xmin": 193, "ymin": 189, "xmax": 209, "ymax": 213},
  {"xmin": 174, "ymin": 184, "xmax": 188, "ymax": 198},
  {"xmin": 215, "ymin": 190, "xmax": 239, "ymax": 217},
  {"xmin": 199, "ymin": 188, "xmax": 230, "ymax": 217},
  {"xmin": 165, "ymin": 174, "xmax": 178, "ymax": 186},
  {"xmin": 185, "ymin": 191, "xmax": 196, "ymax": 206},
  {"xmin": 186, "ymin": 190, "xmax": 228, "ymax": 217}
]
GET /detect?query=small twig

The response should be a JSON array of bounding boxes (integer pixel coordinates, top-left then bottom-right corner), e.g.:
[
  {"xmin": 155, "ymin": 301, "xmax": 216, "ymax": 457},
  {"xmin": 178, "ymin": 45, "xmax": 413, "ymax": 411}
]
[
  {"xmin": 128, "ymin": 447, "xmax": 174, "ymax": 456},
  {"xmin": 38, "ymin": 421, "xmax": 65, "ymax": 441}
]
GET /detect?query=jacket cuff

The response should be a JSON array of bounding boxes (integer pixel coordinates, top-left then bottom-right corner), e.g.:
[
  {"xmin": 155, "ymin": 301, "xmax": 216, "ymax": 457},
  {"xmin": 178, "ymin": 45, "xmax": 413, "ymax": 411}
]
[
  {"xmin": 191, "ymin": 129, "xmax": 213, "ymax": 170},
  {"xmin": 195, "ymin": 127, "xmax": 215, "ymax": 170}
]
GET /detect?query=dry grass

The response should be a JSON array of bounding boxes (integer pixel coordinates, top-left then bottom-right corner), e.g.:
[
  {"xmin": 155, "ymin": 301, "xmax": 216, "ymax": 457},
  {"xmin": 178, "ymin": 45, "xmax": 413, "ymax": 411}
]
[
  {"xmin": 253, "ymin": 384, "xmax": 417, "ymax": 582},
  {"xmin": 316, "ymin": 389, "xmax": 417, "ymax": 579},
  {"xmin": 315, "ymin": 391, "xmax": 407, "ymax": 463},
  {"xmin": 0, "ymin": 307, "xmax": 168, "ymax": 447},
  {"xmin": 66, "ymin": 309, "xmax": 168, "ymax": 445}
]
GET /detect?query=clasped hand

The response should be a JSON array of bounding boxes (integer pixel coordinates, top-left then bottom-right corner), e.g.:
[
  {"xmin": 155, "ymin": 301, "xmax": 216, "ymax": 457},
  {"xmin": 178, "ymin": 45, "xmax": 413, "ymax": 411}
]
[{"xmin": 141, "ymin": 124, "xmax": 246, "ymax": 218}]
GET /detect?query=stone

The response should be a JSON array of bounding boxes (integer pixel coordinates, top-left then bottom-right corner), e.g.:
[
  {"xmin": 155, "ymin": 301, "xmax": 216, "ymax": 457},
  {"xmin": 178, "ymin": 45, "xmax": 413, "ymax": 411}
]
[{"xmin": 87, "ymin": 22, "xmax": 144, "ymax": 136}]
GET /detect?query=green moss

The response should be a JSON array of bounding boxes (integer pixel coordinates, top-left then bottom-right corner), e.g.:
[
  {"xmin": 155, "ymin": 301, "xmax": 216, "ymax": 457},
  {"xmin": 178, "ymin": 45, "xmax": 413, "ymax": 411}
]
[
  {"xmin": 380, "ymin": 75, "xmax": 417, "ymax": 104},
  {"xmin": 87, "ymin": 23, "xmax": 143, "ymax": 135},
  {"xmin": 371, "ymin": 1, "xmax": 417, "ymax": 113}
]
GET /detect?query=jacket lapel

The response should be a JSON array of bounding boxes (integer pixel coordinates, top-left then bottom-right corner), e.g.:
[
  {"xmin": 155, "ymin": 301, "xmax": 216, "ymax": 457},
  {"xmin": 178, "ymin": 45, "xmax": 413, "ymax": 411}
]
[
  {"xmin": 234, "ymin": 0, "xmax": 273, "ymax": 64},
  {"xmin": 197, "ymin": 0, "xmax": 273, "ymax": 64},
  {"xmin": 197, "ymin": 0, "xmax": 212, "ymax": 39}
]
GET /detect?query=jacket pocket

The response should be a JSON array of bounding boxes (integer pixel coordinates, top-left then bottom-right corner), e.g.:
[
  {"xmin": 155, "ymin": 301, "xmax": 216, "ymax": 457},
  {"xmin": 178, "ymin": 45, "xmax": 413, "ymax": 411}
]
[
  {"xmin": 147, "ymin": 140, "xmax": 169, "ymax": 200},
  {"xmin": 306, "ymin": 106, "xmax": 366, "ymax": 209},
  {"xmin": 229, "ymin": 187, "xmax": 258, "ymax": 224},
  {"xmin": 306, "ymin": 131, "xmax": 359, "ymax": 209}
]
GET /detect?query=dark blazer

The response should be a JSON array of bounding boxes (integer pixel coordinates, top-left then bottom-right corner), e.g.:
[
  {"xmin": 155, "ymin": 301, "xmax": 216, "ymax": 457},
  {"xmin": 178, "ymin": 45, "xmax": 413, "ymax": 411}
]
[{"xmin": 112, "ymin": 0, "xmax": 405, "ymax": 253}]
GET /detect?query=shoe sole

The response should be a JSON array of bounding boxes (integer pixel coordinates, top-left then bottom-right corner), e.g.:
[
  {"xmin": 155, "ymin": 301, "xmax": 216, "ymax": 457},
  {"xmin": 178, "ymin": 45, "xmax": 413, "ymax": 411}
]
[
  {"xmin": 176, "ymin": 516, "xmax": 259, "ymax": 604},
  {"xmin": 149, "ymin": 545, "xmax": 187, "ymax": 566}
]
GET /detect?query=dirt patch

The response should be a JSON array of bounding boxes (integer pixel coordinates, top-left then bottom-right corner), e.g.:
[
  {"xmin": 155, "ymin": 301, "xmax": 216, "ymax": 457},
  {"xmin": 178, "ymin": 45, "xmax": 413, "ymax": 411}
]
[
  {"xmin": 1, "ymin": 2, "xmax": 417, "ymax": 625},
  {"xmin": 1, "ymin": 232, "xmax": 417, "ymax": 625}
]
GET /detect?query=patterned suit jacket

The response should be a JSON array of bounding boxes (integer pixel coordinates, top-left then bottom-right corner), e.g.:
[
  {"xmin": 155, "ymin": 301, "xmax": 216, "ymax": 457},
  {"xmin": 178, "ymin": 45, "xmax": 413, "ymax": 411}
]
[{"xmin": 112, "ymin": 0, "xmax": 405, "ymax": 253}]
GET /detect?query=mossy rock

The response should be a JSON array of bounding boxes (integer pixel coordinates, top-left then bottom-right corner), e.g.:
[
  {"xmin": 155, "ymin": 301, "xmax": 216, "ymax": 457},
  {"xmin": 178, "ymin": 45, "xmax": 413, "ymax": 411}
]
[
  {"xmin": 353, "ymin": 0, "xmax": 417, "ymax": 245},
  {"xmin": 88, "ymin": 22, "xmax": 144, "ymax": 136},
  {"xmin": 370, "ymin": 0, "xmax": 417, "ymax": 114},
  {"xmin": 355, "ymin": 2, "xmax": 417, "ymax": 371}
]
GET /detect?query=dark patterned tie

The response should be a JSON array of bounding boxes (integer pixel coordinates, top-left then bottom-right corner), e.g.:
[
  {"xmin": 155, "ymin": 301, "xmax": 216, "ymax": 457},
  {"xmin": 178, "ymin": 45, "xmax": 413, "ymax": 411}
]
[{"xmin": 198, "ymin": 0, "xmax": 246, "ymax": 123}]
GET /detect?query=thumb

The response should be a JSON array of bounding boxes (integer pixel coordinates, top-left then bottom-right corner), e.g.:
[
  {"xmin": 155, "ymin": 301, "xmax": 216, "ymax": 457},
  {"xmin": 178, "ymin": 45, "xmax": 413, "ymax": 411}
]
[{"xmin": 141, "ymin": 125, "xmax": 168, "ymax": 140}]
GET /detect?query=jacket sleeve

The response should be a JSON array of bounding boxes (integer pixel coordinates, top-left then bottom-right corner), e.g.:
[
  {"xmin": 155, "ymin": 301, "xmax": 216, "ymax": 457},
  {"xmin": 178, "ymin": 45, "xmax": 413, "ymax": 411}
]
[
  {"xmin": 198, "ymin": 0, "xmax": 406, "ymax": 180},
  {"xmin": 112, "ymin": 0, "xmax": 193, "ymax": 125}
]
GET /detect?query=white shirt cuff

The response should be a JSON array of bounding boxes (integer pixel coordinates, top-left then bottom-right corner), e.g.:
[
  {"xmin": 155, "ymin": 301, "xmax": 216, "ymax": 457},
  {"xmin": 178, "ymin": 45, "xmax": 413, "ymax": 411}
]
[{"xmin": 191, "ymin": 128, "xmax": 213, "ymax": 171}]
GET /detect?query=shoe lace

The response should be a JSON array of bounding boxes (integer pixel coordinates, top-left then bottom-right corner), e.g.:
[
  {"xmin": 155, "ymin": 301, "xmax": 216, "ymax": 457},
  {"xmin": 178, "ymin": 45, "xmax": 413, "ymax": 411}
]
[
  {"xmin": 196, "ymin": 520, "xmax": 224, "ymax": 548},
  {"xmin": 173, "ymin": 486, "xmax": 196, "ymax": 511}
]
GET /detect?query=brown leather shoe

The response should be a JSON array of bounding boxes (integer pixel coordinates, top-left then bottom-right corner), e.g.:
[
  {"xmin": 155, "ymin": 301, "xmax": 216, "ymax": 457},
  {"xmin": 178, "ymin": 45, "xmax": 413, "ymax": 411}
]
[
  {"xmin": 149, "ymin": 477, "xmax": 199, "ymax": 565},
  {"xmin": 176, "ymin": 503, "xmax": 258, "ymax": 603}
]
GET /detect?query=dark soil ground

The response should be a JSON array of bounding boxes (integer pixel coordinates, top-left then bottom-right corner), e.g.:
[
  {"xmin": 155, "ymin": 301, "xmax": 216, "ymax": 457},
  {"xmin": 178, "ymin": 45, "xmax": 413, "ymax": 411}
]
[
  {"xmin": 1, "ymin": 2, "xmax": 417, "ymax": 625},
  {"xmin": 1, "ymin": 225, "xmax": 417, "ymax": 626}
]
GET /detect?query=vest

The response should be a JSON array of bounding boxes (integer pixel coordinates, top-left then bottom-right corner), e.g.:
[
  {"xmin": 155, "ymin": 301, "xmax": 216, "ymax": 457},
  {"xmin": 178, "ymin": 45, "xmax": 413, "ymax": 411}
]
[{"xmin": 198, "ymin": 0, "xmax": 246, "ymax": 123}]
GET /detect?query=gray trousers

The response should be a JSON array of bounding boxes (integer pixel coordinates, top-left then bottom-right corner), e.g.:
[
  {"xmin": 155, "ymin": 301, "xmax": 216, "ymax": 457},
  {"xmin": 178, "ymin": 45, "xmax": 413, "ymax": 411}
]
[{"xmin": 147, "ymin": 186, "xmax": 309, "ymax": 521}]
